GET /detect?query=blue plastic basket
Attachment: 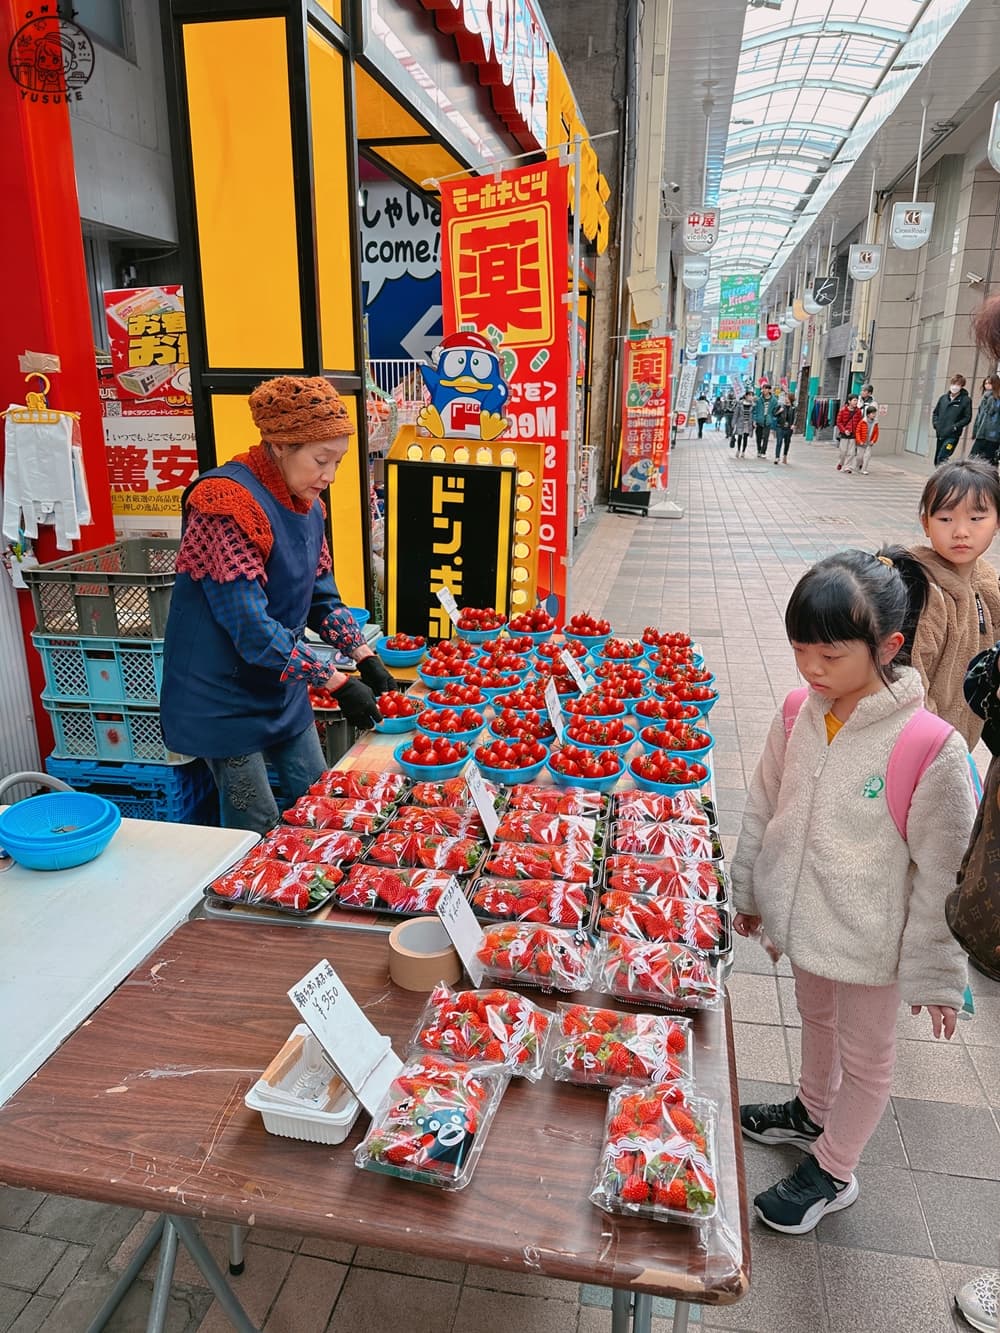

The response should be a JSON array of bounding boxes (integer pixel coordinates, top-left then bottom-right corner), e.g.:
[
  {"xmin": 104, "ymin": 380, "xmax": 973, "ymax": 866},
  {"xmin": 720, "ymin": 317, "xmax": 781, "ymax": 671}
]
[
  {"xmin": 45, "ymin": 755, "xmax": 219, "ymax": 825},
  {"xmin": 43, "ymin": 696, "xmax": 190, "ymax": 763},
  {"xmin": 33, "ymin": 634, "xmax": 165, "ymax": 705}
]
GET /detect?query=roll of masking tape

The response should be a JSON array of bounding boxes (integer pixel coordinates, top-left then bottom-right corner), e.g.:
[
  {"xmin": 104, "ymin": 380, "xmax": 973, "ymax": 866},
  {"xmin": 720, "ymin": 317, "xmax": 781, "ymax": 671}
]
[{"xmin": 388, "ymin": 916, "xmax": 462, "ymax": 991}]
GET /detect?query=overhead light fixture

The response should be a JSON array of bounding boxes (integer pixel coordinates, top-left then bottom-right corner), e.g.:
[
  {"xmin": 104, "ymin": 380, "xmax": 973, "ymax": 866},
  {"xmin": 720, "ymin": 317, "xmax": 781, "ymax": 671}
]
[
  {"xmin": 731, "ymin": 118, "xmax": 755, "ymax": 126},
  {"xmin": 747, "ymin": 0, "xmax": 782, "ymax": 9},
  {"xmin": 893, "ymin": 61, "xmax": 921, "ymax": 70}
]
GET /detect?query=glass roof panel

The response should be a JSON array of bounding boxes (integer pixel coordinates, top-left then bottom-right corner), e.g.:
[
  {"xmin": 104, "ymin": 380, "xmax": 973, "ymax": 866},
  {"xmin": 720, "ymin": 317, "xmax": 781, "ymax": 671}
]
[{"xmin": 708, "ymin": 0, "xmax": 928, "ymax": 309}]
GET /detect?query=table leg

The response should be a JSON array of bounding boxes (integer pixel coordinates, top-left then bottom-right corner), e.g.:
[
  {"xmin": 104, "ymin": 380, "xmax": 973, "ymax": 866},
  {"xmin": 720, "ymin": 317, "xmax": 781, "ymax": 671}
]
[
  {"xmin": 671, "ymin": 1300, "xmax": 692, "ymax": 1333},
  {"xmin": 84, "ymin": 1215, "xmax": 165, "ymax": 1333},
  {"xmin": 611, "ymin": 1289, "xmax": 632, "ymax": 1333},
  {"xmin": 229, "ymin": 1224, "xmax": 246, "ymax": 1275},
  {"xmin": 146, "ymin": 1219, "xmax": 178, "ymax": 1333},
  {"xmin": 632, "ymin": 1292, "xmax": 653, "ymax": 1333},
  {"xmin": 170, "ymin": 1215, "xmax": 259, "ymax": 1333}
]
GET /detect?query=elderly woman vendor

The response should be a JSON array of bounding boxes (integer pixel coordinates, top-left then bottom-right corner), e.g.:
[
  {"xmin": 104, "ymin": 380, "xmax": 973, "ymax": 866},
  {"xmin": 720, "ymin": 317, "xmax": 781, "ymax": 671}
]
[{"xmin": 161, "ymin": 376, "xmax": 393, "ymax": 832}]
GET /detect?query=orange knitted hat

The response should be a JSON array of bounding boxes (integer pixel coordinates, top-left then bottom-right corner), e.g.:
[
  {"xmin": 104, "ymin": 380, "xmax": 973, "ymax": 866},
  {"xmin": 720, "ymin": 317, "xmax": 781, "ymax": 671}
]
[{"xmin": 248, "ymin": 376, "xmax": 355, "ymax": 447}]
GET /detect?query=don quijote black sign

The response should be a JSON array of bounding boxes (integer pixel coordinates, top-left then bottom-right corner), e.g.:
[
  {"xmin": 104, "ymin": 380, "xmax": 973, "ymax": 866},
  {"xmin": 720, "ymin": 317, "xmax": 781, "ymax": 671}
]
[
  {"xmin": 8, "ymin": 8, "xmax": 94, "ymax": 104},
  {"xmin": 385, "ymin": 460, "xmax": 516, "ymax": 640}
]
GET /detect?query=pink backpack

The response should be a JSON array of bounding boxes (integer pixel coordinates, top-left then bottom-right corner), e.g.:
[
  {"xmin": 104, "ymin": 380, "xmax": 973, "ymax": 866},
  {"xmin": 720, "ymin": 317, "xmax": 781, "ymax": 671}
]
[{"xmin": 782, "ymin": 687, "xmax": 959, "ymax": 840}]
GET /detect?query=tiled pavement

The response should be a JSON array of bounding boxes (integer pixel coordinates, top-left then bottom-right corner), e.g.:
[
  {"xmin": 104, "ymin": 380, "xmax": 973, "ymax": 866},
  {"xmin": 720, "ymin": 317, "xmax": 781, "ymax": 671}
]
[{"xmin": 1, "ymin": 428, "xmax": 998, "ymax": 1332}]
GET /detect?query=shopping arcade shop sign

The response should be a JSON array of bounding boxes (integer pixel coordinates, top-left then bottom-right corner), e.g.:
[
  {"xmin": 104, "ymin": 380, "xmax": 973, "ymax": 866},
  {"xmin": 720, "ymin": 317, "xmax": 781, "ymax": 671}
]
[
  {"xmin": 419, "ymin": 0, "xmax": 549, "ymax": 150},
  {"xmin": 384, "ymin": 459, "xmax": 516, "ymax": 639}
]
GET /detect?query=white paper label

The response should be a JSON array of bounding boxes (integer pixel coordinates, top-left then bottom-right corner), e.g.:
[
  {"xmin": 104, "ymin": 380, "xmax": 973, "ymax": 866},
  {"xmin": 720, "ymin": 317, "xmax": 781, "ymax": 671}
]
[
  {"xmin": 544, "ymin": 676, "xmax": 565, "ymax": 742},
  {"xmin": 436, "ymin": 588, "xmax": 460, "ymax": 627},
  {"xmin": 465, "ymin": 765, "xmax": 499, "ymax": 843},
  {"xmin": 288, "ymin": 960, "xmax": 402, "ymax": 1115},
  {"xmin": 435, "ymin": 880, "xmax": 485, "ymax": 986},
  {"xmin": 559, "ymin": 648, "xmax": 587, "ymax": 693}
]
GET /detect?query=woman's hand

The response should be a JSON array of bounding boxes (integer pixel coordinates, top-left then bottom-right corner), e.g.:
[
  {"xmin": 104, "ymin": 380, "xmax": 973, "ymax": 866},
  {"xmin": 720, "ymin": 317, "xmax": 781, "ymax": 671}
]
[
  {"xmin": 357, "ymin": 654, "xmax": 395, "ymax": 696},
  {"xmin": 733, "ymin": 913, "xmax": 762, "ymax": 938},
  {"xmin": 910, "ymin": 1004, "xmax": 957, "ymax": 1040}
]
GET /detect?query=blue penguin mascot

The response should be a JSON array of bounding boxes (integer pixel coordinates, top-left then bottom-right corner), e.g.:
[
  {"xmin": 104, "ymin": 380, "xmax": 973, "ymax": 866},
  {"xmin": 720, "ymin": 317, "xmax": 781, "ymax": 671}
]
[{"xmin": 418, "ymin": 331, "xmax": 511, "ymax": 440}]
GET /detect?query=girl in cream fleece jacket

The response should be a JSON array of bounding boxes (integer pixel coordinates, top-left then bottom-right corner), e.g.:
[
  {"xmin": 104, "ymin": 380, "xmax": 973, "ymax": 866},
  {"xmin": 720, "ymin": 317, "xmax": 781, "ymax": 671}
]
[{"xmin": 732, "ymin": 548, "xmax": 975, "ymax": 1237}]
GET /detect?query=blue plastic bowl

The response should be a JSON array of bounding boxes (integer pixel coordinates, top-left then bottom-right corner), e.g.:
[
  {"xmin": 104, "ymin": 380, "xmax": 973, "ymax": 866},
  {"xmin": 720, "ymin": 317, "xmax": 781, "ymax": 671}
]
[
  {"xmin": 348, "ymin": 607, "xmax": 370, "ymax": 629},
  {"xmin": 593, "ymin": 657, "xmax": 652, "ymax": 679},
  {"xmin": 417, "ymin": 714, "xmax": 486, "ymax": 748},
  {"xmin": 562, "ymin": 727, "xmax": 638, "ymax": 759},
  {"xmin": 637, "ymin": 725, "xmax": 715, "ymax": 759},
  {"xmin": 471, "ymin": 682, "xmax": 523, "ymax": 704},
  {"xmin": 374, "ymin": 711, "xmax": 419, "ymax": 735},
  {"xmin": 421, "ymin": 689, "xmax": 489, "ymax": 712},
  {"xmin": 375, "ymin": 635, "xmax": 427, "ymax": 668},
  {"xmin": 475, "ymin": 755, "xmax": 547, "ymax": 785},
  {"xmin": 545, "ymin": 755, "xmax": 622, "ymax": 793},
  {"xmin": 507, "ymin": 626, "xmax": 555, "ymax": 645},
  {"xmin": 417, "ymin": 664, "xmax": 467, "ymax": 689},
  {"xmin": 455, "ymin": 624, "xmax": 506, "ymax": 644},
  {"xmin": 0, "ymin": 790, "xmax": 116, "ymax": 840},
  {"xmin": 487, "ymin": 719, "xmax": 555, "ymax": 746},
  {"xmin": 0, "ymin": 805, "xmax": 122, "ymax": 871},
  {"xmin": 590, "ymin": 642, "xmax": 645, "ymax": 666},
  {"xmin": 627, "ymin": 756, "xmax": 711, "ymax": 795},
  {"xmin": 393, "ymin": 741, "xmax": 469, "ymax": 782},
  {"xmin": 680, "ymin": 690, "xmax": 719, "ymax": 717}
]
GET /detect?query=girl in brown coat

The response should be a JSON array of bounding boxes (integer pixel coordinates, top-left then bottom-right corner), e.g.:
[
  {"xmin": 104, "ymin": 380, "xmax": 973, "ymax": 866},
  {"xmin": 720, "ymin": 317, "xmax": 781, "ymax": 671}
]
[{"xmin": 909, "ymin": 460, "xmax": 1000, "ymax": 749}]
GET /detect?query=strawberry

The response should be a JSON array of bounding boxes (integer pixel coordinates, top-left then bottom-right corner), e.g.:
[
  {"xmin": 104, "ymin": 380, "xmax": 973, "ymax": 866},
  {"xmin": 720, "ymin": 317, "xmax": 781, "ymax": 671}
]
[{"xmin": 621, "ymin": 1175, "xmax": 650, "ymax": 1204}]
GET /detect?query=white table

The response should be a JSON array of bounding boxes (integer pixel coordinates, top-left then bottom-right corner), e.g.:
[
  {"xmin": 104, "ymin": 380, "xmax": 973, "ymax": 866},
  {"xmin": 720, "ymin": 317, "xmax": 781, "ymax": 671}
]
[{"xmin": 0, "ymin": 817, "xmax": 256, "ymax": 1105}]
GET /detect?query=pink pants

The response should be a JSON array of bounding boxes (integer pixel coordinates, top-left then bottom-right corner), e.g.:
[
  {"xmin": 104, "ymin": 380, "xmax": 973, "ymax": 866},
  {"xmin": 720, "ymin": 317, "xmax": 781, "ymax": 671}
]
[{"xmin": 792, "ymin": 964, "xmax": 899, "ymax": 1181}]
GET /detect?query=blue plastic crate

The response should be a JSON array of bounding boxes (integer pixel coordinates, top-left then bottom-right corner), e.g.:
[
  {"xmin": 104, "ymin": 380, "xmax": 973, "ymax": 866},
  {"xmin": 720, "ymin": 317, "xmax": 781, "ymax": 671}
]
[
  {"xmin": 44, "ymin": 756, "xmax": 219, "ymax": 825},
  {"xmin": 33, "ymin": 635, "xmax": 164, "ymax": 705},
  {"xmin": 42, "ymin": 696, "xmax": 189, "ymax": 764}
]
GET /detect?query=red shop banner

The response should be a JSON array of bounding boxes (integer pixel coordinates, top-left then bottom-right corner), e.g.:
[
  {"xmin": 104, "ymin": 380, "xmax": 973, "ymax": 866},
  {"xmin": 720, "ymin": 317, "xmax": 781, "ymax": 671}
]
[
  {"xmin": 618, "ymin": 336, "xmax": 672, "ymax": 492},
  {"xmin": 440, "ymin": 159, "xmax": 570, "ymax": 614}
]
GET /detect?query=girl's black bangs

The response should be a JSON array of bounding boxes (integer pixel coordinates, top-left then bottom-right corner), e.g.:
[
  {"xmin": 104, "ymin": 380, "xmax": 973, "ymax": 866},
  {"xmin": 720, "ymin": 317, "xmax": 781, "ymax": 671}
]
[
  {"xmin": 784, "ymin": 576, "xmax": 868, "ymax": 646},
  {"xmin": 925, "ymin": 472, "xmax": 1000, "ymax": 517}
]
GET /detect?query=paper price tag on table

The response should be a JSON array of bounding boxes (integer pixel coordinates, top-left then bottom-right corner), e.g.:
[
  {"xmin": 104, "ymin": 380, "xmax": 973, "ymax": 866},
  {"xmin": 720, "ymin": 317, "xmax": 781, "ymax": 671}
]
[
  {"xmin": 288, "ymin": 960, "xmax": 402, "ymax": 1115},
  {"xmin": 436, "ymin": 588, "xmax": 461, "ymax": 628},
  {"xmin": 465, "ymin": 765, "xmax": 499, "ymax": 843},
  {"xmin": 559, "ymin": 648, "xmax": 588, "ymax": 693},
  {"xmin": 544, "ymin": 677, "xmax": 565, "ymax": 742},
  {"xmin": 435, "ymin": 879, "xmax": 486, "ymax": 986}
]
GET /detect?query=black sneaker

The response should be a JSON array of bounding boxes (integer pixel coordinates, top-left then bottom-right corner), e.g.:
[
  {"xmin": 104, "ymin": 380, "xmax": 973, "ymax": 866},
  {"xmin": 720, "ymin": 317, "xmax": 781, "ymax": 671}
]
[
  {"xmin": 754, "ymin": 1155, "xmax": 859, "ymax": 1234},
  {"xmin": 740, "ymin": 1094, "xmax": 823, "ymax": 1147}
]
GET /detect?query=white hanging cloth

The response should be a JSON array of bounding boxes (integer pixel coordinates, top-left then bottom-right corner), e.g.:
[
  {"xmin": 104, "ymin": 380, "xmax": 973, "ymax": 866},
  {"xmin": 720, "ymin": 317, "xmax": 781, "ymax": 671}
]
[{"xmin": 2, "ymin": 403, "xmax": 87, "ymax": 551}]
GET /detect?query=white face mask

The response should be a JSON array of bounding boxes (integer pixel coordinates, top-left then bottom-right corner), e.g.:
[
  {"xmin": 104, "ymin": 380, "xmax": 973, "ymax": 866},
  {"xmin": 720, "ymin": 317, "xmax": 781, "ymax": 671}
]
[{"xmin": 951, "ymin": 384, "xmax": 961, "ymax": 393}]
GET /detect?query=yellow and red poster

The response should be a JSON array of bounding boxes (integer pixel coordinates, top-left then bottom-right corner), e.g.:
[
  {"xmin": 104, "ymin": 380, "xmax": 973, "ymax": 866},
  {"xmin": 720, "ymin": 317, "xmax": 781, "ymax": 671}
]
[
  {"xmin": 618, "ymin": 336, "xmax": 672, "ymax": 492},
  {"xmin": 440, "ymin": 159, "xmax": 569, "ymax": 614}
]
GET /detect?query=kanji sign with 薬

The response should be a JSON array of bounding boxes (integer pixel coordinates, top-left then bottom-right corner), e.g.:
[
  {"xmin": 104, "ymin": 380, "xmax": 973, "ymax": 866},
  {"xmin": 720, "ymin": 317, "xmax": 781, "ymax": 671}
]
[
  {"xmin": 617, "ymin": 336, "xmax": 672, "ymax": 493},
  {"xmin": 440, "ymin": 159, "xmax": 569, "ymax": 616}
]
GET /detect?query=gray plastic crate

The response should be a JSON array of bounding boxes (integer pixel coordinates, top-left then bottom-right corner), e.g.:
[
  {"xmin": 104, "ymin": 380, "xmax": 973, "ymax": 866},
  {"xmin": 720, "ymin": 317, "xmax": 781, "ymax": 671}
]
[{"xmin": 23, "ymin": 539, "xmax": 177, "ymax": 639}]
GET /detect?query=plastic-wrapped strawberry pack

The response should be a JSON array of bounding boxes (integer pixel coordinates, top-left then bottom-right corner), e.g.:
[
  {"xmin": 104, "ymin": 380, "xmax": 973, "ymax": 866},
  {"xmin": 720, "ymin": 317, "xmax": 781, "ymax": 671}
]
[
  {"xmin": 590, "ymin": 1085, "xmax": 718, "ymax": 1224},
  {"xmin": 483, "ymin": 843, "xmax": 594, "ymax": 884},
  {"xmin": 610, "ymin": 822, "xmax": 720, "ymax": 861},
  {"xmin": 254, "ymin": 826, "xmax": 364, "ymax": 866},
  {"xmin": 335, "ymin": 864, "xmax": 456, "ymax": 914},
  {"xmin": 410, "ymin": 984, "xmax": 552, "ymax": 1081},
  {"xmin": 366, "ymin": 832, "xmax": 485, "ymax": 874},
  {"xmin": 209, "ymin": 859, "xmax": 342, "ymax": 913},
  {"xmin": 598, "ymin": 892, "xmax": 723, "ymax": 950},
  {"xmin": 494, "ymin": 811, "xmax": 598, "ymax": 855},
  {"xmin": 308, "ymin": 770, "xmax": 408, "ymax": 803},
  {"xmin": 604, "ymin": 854, "xmax": 727, "ymax": 903},
  {"xmin": 387, "ymin": 807, "xmax": 484, "ymax": 838},
  {"xmin": 476, "ymin": 923, "xmax": 596, "ymax": 991},
  {"xmin": 471, "ymin": 877, "xmax": 593, "ymax": 929},
  {"xmin": 355, "ymin": 1054, "xmax": 510, "ymax": 1190},
  {"xmin": 504, "ymin": 784, "xmax": 609, "ymax": 820},
  {"xmin": 283, "ymin": 797, "xmax": 386, "ymax": 834},
  {"xmin": 547, "ymin": 1003, "xmax": 692, "ymax": 1088},
  {"xmin": 409, "ymin": 776, "xmax": 502, "ymax": 810},
  {"xmin": 614, "ymin": 790, "xmax": 714, "ymax": 828},
  {"xmin": 596, "ymin": 935, "xmax": 723, "ymax": 1010}
]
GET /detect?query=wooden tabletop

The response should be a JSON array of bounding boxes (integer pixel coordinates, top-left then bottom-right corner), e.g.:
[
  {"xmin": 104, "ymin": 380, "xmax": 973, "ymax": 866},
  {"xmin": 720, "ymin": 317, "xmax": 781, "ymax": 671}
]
[{"xmin": 0, "ymin": 919, "xmax": 750, "ymax": 1305}]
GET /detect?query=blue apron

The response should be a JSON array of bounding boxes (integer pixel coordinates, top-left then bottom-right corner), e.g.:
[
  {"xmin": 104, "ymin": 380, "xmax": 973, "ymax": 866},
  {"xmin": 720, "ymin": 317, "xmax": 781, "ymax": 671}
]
[{"xmin": 160, "ymin": 461, "xmax": 324, "ymax": 759}]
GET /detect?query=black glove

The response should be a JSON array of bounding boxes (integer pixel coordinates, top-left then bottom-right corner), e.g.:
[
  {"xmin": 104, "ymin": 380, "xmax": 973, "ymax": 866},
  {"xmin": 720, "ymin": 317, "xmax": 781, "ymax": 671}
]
[
  {"xmin": 333, "ymin": 676, "xmax": 382, "ymax": 729},
  {"xmin": 358, "ymin": 654, "xmax": 395, "ymax": 697}
]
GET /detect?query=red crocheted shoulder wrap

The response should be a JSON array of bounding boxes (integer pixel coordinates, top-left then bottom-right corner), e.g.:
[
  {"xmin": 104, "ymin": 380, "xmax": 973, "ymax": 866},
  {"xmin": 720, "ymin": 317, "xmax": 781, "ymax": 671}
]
[{"xmin": 176, "ymin": 511, "xmax": 266, "ymax": 583}]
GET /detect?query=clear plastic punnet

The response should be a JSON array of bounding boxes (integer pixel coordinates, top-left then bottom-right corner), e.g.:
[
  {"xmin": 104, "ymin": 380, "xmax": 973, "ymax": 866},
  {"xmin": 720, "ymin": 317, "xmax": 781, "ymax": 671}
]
[
  {"xmin": 547, "ymin": 1003, "xmax": 693, "ymax": 1088},
  {"xmin": 494, "ymin": 811, "xmax": 598, "ymax": 851},
  {"xmin": 364, "ymin": 831, "xmax": 485, "ymax": 874},
  {"xmin": 409, "ymin": 982, "xmax": 553, "ymax": 1081},
  {"xmin": 613, "ymin": 790, "xmax": 715, "ymax": 827},
  {"xmin": 503, "ymin": 783, "xmax": 609, "ymax": 820},
  {"xmin": 354, "ymin": 1054, "xmax": 510, "ymax": 1190},
  {"xmin": 598, "ymin": 891, "xmax": 724, "ymax": 951},
  {"xmin": 610, "ymin": 821, "xmax": 722, "ymax": 862},
  {"xmin": 482, "ymin": 842, "xmax": 596, "ymax": 884},
  {"xmin": 253, "ymin": 826, "xmax": 365, "ymax": 866},
  {"xmin": 603, "ymin": 855, "xmax": 727, "ymax": 903},
  {"xmin": 476, "ymin": 923, "xmax": 597, "ymax": 992},
  {"xmin": 207, "ymin": 859, "xmax": 343, "ymax": 914},
  {"xmin": 282, "ymin": 797, "xmax": 388, "ymax": 834},
  {"xmin": 387, "ymin": 807, "xmax": 484, "ymax": 838},
  {"xmin": 308, "ymin": 769, "xmax": 409, "ymax": 803},
  {"xmin": 590, "ymin": 1085, "xmax": 719, "ymax": 1225},
  {"xmin": 471, "ymin": 876, "xmax": 593, "ymax": 929},
  {"xmin": 335, "ymin": 865, "xmax": 458, "ymax": 914},
  {"xmin": 596, "ymin": 935, "xmax": 724, "ymax": 1011},
  {"xmin": 409, "ymin": 775, "xmax": 501, "ymax": 809}
]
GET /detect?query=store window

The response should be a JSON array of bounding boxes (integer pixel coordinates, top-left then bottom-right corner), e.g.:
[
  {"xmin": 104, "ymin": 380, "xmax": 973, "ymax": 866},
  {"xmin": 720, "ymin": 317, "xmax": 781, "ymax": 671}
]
[
  {"xmin": 904, "ymin": 315, "xmax": 941, "ymax": 458},
  {"xmin": 59, "ymin": 1, "xmax": 132, "ymax": 59}
]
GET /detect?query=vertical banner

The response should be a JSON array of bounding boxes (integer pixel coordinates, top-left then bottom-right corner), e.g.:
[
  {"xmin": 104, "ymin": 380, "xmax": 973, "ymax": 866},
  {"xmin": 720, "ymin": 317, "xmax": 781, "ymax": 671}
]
[
  {"xmin": 618, "ymin": 336, "xmax": 672, "ymax": 492},
  {"xmin": 440, "ymin": 160, "xmax": 569, "ymax": 615}
]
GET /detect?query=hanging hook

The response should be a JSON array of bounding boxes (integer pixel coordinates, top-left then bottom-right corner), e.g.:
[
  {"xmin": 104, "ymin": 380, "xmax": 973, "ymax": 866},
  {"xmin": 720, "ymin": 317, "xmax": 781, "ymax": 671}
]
[{"xmin": 24, "ymin": 372, "xmax": 51, "ymax": 399}]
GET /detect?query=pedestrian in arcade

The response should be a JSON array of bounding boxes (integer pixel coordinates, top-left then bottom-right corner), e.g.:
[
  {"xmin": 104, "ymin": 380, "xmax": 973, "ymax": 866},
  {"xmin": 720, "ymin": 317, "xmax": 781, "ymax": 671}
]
[
  {"xmin": 731, "ymin": 388, "xmax": 754, "ymax": 457},
  {"xmin": 694, "ymin": 393, "xmax": 711, "ymax": 438},
  {"xmin": 932, "ymin": 373, "xmax": 973, "ymax": 464},
  {"xmin": 160, "ymin": 375, "xmax": 396, "ymax": 833},
  {"xmin": 712, "ymin": 394, "xmax": 725, "ymax": 430},
  {"xmin": 858, "ymin": 383, "xmax": 878, "ymax": 414},
  {"xmin": 733, "ymin": 548, "xmax": 975, "ymax": 1235},
  {"xmin": 752, "ymin": 386, "xmax": 776, "ymax": 457},
  {"xmin": 969, "ymin": 375, "xmax": 1000, "ymax": 464},
  {"xmin": 835, "ymin": 394, "xmax": 862, "ymax": 470},
  {"xmin": 772, "ymin": 393, "xmax": 795, "ymax": 465},
  {"xmin": 844, "ymin": 405, "xmax": 878, "ymax": 475},
  {"xmin": 723, "ymin": 388, "xmax": 736, "ymax": 441},
  {"xmin": 906, "ymin": 458, "xmax": 1000, "ymax": 751}
]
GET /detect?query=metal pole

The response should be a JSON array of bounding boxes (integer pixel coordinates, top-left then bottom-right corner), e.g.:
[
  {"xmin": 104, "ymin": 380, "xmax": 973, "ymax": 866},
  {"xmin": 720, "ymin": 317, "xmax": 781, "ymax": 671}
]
[
  {"xmin": 169, "ymin": 1216, "xmax": 259, "ymax": 1333},
  {"xmin": 84, "ymin": 1217, "xmax": 166, "ymax": 1333},
  {"xmin": 146, "ymin": 1220, "xmax": 179, "ymax": 1333},
  {"xmin": 865, "ymin": 166, "xmax": 877, "ymax": 244},
  {"xmin": 826, "ymin": 216, "xmax": 836, "ymax": 271},
  {"xmin": 611, "ymin": 1289, "xmax": 632, "ymax": 1333},
  {"xmin": 913, "ymin": 98, "xmax": 929, "ymax": 203},
  {"xmin": 565, "ymin": 134, "xmax": 583, "ymax": 595}
]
